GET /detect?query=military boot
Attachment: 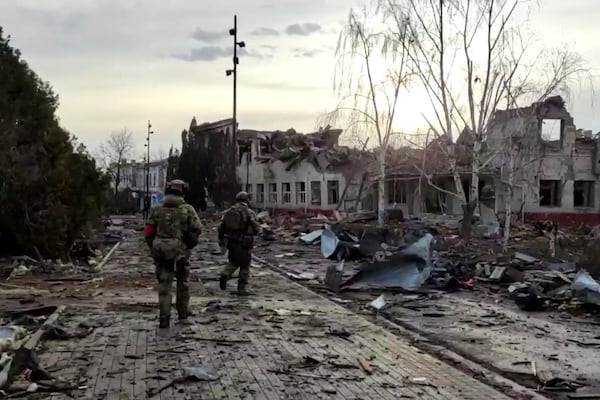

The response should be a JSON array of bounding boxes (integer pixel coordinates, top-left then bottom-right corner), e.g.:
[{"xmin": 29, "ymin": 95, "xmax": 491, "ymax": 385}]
[
  {"xmin": 219, "ymin": 274, "xmax": 228, "ymax": 291},
  {"xmin": 177, "ymin": 308, "xmax": 195, "ymax": 324},
  {"xmin": 158, "ymin": 317, "xmax": 170, "ymax": 329},
  {"xmin": 237, "ymin": 282, "xmax": 250, "ymax": 296}
]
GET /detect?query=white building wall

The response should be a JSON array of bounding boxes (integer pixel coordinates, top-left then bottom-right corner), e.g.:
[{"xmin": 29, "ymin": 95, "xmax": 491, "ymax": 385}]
[{"xmin": 237, "ymin": 156, "xmax": 348, "ymax": 211}]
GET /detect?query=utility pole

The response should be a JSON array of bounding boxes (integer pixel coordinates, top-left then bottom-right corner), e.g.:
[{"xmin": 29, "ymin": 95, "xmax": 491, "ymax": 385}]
[
  {"xmin": 227, "ymin": 15, "xmax": 245, "ymax": 180},
  {"xmin": 144, "ymin": 120, "xmax": 153, "ymax": 219}
]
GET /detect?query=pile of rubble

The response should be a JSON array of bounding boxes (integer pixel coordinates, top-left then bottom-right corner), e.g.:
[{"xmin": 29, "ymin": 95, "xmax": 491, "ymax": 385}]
[
  {"xmin": 0, "ymin": 306, "xmax": 87, "ymax": 395},
  {"xmin": 256, "ymin": 209, "xmax": 600, "ymax": 314},
  {"xmin": 0, "ymin": 216, "xmax": 133, "ymax": 279}
]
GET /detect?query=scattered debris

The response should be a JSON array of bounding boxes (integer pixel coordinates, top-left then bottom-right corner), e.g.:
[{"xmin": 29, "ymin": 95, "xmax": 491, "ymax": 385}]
[
  {"xmin": 341, "ymin": 234, "xmax": 433, "ymax": 291},
  {"xmin": 370, "ymin": 295, "xmax": 387, "ymax": 311},
  {"xmin": 572, "ymin": 270, "xmax": 600, "ymax": 306},
  {"xmin": 147, "ymin": 365, "xmax": 220, "ymax": 397},
  {"xmin": 357, "ymin": 356, "xmax": 373, "ymax": 375}
]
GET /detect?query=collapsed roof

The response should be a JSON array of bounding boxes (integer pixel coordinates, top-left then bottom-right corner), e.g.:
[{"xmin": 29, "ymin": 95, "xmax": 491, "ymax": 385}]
[{"xmin": 238, "ymin": 125, "xmax": 373, "ymax": 172}]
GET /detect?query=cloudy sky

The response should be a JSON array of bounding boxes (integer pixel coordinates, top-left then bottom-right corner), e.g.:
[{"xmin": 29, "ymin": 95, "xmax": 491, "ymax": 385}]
[{"xmin": 0, "ymin": 0, "xmax": 597, "ymax": 156}]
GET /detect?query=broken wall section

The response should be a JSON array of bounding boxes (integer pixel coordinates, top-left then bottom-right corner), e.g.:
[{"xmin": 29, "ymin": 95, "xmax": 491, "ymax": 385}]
[{"xmin": 487, "ymin": 96, "xmax": 600, "ymax": 224}]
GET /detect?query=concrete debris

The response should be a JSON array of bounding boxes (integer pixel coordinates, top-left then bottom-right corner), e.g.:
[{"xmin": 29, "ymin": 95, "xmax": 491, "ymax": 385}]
[
  {"xmin": 572, "ymin": 270, "xmax": 600, "ymax": 306},
  {"xmin": 370, "ymin": 295, "xmax": 387, "ymax": 310},
  {"xmin": 257, "ymin": 210, "xmax": 600, "ymax": 317},
  {"xmin": 514, "ymin": 252, "xmax": 539, "ymax": 264}
]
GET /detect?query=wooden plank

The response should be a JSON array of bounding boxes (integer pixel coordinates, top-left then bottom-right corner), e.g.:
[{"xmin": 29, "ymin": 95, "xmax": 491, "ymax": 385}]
[
  {"xmin": 97, "ymin": 241, "xmax": 121, "ymax": 270},
  {"xmin": 196, "ymin": 323, "xmax": 241, "ymax": 400},
  {"xmin": 133, "ymin": 319, "xmax": 148, "ymax": 399},
  {"xmin": 24, "ymin": 305, "xmax": 66, "ymax": 350}
]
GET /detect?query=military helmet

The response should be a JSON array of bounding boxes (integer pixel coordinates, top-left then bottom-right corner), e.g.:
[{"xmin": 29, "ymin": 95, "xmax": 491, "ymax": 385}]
[
  {"xmin": 235, "ymin": 191, "xmax": 250, "ymax": 203},
  {"xmin": 167, "ymin": 179, "xmax": 188, "ymax": 192}
]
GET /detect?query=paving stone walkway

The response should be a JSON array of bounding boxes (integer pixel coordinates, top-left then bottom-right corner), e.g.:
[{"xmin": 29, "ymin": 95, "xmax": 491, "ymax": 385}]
[{"xmin": 37, "ymin": 234, "xmax": 516, "ymax": 399}]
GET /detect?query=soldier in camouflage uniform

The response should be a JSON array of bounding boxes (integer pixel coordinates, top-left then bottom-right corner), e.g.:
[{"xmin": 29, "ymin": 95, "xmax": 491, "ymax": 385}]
[
  {"xmin": 218, "ymin": 191, "xmax": 261, "ymax": 296},
  {"xmin": 144, "ymin": 179, "xmax": 203, "ymax": 328}
]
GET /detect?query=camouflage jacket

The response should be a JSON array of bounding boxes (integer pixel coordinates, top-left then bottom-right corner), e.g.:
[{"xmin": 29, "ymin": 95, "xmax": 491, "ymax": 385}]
[
  {"xmin": 218, "ymin": 203, "xmax": 260, "ymax": 246},
  {"xmin": 144, "ymin": 194, "xmax": 203, "ymax": 260}
]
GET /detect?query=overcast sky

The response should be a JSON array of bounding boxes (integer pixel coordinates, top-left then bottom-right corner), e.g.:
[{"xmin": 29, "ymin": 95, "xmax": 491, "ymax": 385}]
[{"xmin": 0, "ymin": 0, "xmax": 598, "ymax": 157}]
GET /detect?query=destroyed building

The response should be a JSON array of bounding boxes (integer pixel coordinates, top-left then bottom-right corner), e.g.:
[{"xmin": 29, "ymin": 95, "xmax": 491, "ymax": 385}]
[
  {"xmin": 375, "ymin": 131, "xmax": 494, "ymax": 216},
  {"xmin": 377, "ymin": 96, "xmax": 600, "ymax": 225},
  {"xmin": 236, "ymin": 126, "xmax": 373, "ymax": 212},
  {"xmin": 486, "ymin": 96, "xmax": 600, "ymax": 226}
]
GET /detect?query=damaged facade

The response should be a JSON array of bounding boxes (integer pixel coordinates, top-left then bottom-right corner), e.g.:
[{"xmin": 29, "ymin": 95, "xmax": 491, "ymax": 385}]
[
  {"xmin": 192, "ymin": 96, "xmax": 598, "ymax": 225},
  {"xmin": 235, "ymin": 127, "xmax": 372, "ymax": 213},
  {"xmin": 487, "ymin": 96, "xmax": 600, "ymax": 225},
  {"xmin": 374, "ymin": 134, "xmax": 493, "ymax": 217},
  {"xmin": 377, "ymin": 96, "xmax": 600, "ymax": 226},
  {"xmin": 117, "ymin": 158, "xmax": 169, "ymax": 210}
]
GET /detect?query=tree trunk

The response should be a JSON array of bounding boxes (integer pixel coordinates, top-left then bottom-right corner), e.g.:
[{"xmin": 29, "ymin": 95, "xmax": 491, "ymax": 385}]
[
  {"xmin": 114, "ymin": 167, "xmax": 121, "ymax": 197},
  {"xmin": 446, "ymin": 142, "xmax": 467, "ymax": 201},
  {"xmin": 460, "ymin": 200, "xmax": 476, "ymax": 241},
  {"xmin": 470, "ymin": 137, "xmax": 482, "ymax": 208},
  {"xmin": 502, "ymin": 149, "xmax": 515, "ymax": 252},
  {"xmin": 377, "ymin": 148, "xmax": 386, "ymax": 226},
  {"xmin": 447, "ymin": 142, "xmax": 471, "ymax": 240}
]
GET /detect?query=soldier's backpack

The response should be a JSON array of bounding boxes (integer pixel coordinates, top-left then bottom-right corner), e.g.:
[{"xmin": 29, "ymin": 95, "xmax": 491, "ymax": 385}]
[
  {"xmin": 221, "ymin": 206, "xmax": 244, "ymax": 232},
  {"xmin": 151, "ymin": 206, "xmax": 188, "ymax": 260},
  {"xmin": 222, "ymin": 206, "xmax": 253, "ymax": 247}
]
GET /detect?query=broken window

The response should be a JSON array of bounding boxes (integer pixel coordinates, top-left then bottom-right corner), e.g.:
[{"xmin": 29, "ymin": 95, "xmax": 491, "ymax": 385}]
[
  {"xmin": 256, "ymin": 184, "xmax": 265, "ymax": 204},
  {"xmin": 310, "ymin": 181, "xmax": 321, "ymax": 205},
  {"xmin": 541, "ymin": 119, "xmax": 563, "ymax": 142},
  {"xmin": 327, "ymin": 180, "xmax": 339, "ymax": 205},
  {"xmin": 387, "ymin": 180, "xmax": 407, "ymax": 204},
  {"xmin": 268, "ymin": 183, "xmax": 277, "ymax": 204},
  {"xmin": 282, "ymin": 182, "xmax": 291, "ymax": 204},
  {"xmin": 539, "ymin": 180, "xmax": 561, "ymax": 207},
  {"xmin": 574, "ymin": 181, "xmax": 594, "ymax": 208},
  {"xmin": 295, "ymin": 182, "xmax": 306, "ymax": 204},
  {"xmin": 238, "ymin": 142, "xmax": 251, "ymax": 164},
  {"xmin": 258, "ymin": 140, "xmax": 270, "ymax": 156}
]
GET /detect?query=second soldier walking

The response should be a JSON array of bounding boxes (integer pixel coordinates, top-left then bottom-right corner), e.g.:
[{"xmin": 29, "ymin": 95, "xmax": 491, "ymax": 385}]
[{"xmin": 218, "ymin": 191, "xmax": 261, "ymax": 295}]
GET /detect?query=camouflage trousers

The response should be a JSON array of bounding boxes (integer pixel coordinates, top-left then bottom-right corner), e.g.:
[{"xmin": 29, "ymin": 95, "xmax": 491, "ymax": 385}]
[
  {"xmin": 221, "ymin": 243, "xmax": 252, "ymax": 290},
  {"xmin": 155, "ymin": 258, "xmax": 190, "ymax": 322}
]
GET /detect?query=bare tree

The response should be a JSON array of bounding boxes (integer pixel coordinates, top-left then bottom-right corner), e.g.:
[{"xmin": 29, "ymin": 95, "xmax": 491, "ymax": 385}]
[
  {"xmin": 98, "ymin": 128, "xmax": 135, "ymax": 196},
  {"xmin": 373, "ymin": 0, "xmax": 587, "ymax": 240},
  {"xmin": 324, "ymin": 5, "xmax": 414, "ymax": 225},
  {"xmin": 153, "ymin": 147, "xmax": 168, "ymax": 162}
]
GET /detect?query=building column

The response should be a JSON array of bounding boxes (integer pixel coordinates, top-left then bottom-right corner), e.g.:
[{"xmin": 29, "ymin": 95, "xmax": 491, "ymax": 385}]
[{"xmin": 562, "ymin": 180, "xmax": 574, "ymax": 209}]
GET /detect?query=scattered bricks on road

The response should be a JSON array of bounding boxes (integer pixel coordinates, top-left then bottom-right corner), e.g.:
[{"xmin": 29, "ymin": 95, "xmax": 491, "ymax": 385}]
[{"xmin": 32, "ymin": 233, "xmax": 516, "ymax": 399}]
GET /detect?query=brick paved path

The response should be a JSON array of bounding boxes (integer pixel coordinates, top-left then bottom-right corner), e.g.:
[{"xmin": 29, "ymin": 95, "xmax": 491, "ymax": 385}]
[{"xmin": 37, "ymin": 234, "xmax": 516, "ymax": 399}]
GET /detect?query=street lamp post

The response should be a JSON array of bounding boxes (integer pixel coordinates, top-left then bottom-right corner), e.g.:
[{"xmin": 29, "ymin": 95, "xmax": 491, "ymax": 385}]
[
  {"xmin": 144, "ymin": 120, "xmax": 154, "ymax": 219},
  {"xmin": 226, "ymin": 15, "xmax": 245, "ymax": 177}
]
